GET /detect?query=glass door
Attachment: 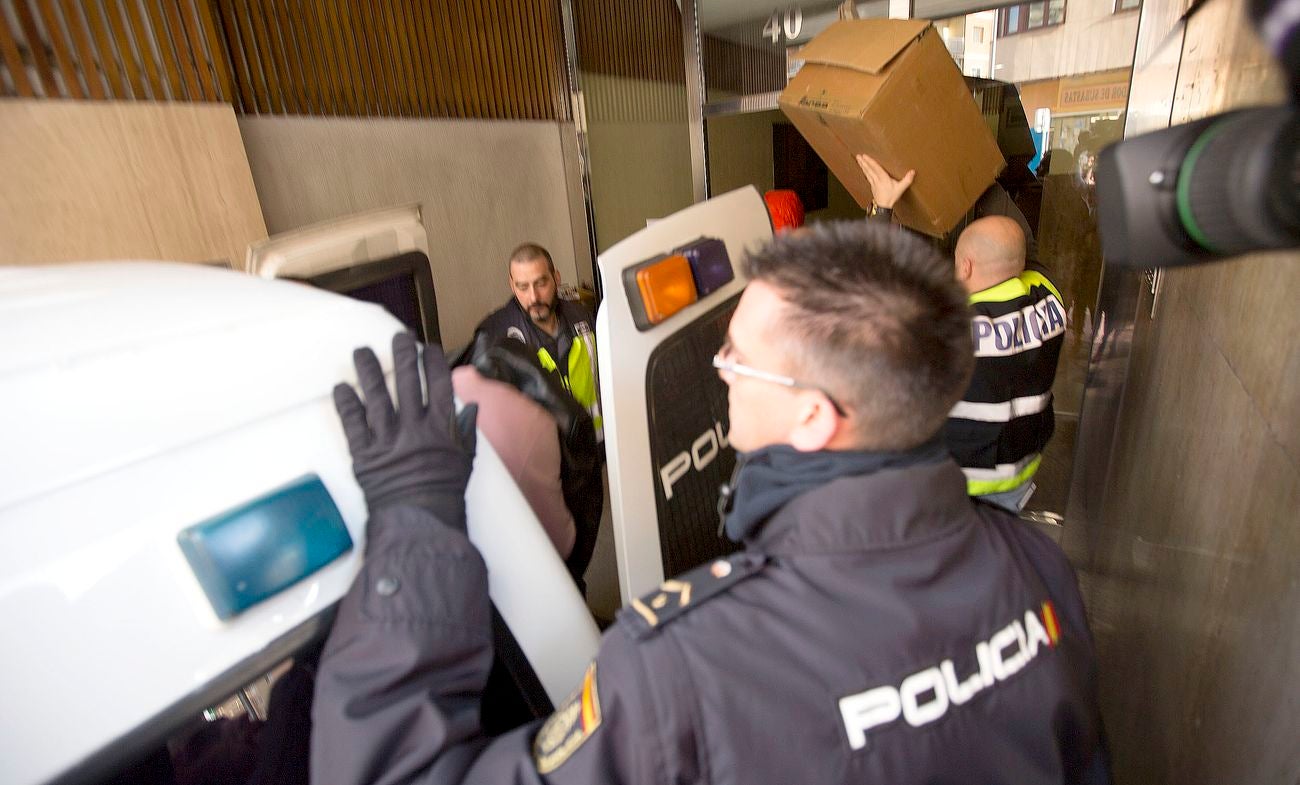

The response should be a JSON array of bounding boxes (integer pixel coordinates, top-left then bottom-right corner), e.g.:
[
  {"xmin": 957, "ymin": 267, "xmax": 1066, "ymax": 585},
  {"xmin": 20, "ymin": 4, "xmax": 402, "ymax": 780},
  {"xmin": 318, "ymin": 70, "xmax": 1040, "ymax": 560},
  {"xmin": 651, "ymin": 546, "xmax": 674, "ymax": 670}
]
[{"xmin": 692, "ymin": 0, "xmax": 1144, "ymax": 520}]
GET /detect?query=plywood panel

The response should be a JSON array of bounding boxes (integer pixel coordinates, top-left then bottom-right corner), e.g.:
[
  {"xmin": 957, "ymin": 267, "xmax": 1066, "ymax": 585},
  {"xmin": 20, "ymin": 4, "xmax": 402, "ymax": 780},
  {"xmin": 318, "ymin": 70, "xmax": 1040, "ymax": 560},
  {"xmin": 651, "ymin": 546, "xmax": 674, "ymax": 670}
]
[{"xmin": 0, "ymin": 99, "xmax": 266, "ymax": 269}]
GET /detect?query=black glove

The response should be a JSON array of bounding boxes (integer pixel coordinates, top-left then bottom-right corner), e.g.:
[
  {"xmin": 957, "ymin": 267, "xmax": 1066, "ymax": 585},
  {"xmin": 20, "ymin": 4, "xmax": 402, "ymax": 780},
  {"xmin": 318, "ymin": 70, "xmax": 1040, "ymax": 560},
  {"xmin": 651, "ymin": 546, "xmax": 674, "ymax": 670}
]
[
  {"xmin": 471, "ymin": 336, "xmax": 574, "ymax": 429},
  {"xmin": 333, "ymin": 333, "xmax": 478, "ymax": 531},
  {"xmin": 469, "ymin": 334, "xmax": 597, "ymax": 473}
]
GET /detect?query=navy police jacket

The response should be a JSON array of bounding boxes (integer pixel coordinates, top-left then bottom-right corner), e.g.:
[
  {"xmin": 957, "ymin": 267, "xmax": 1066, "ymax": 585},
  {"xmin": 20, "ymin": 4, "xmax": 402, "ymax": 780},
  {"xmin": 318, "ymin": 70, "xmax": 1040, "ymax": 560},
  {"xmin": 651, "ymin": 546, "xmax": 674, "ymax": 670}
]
[{"xmin": 310, "ymin": 456, "xmax": 1108, "ymax": 784}]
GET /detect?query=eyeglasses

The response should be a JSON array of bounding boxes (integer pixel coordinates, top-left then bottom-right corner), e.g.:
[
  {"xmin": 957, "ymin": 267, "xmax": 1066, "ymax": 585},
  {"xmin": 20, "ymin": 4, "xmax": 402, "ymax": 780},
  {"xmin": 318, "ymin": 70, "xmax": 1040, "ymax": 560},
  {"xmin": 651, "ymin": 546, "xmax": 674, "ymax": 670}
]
[{"xmin": 712, "ymin": 341, "xmax": 849, "ymax": 417}]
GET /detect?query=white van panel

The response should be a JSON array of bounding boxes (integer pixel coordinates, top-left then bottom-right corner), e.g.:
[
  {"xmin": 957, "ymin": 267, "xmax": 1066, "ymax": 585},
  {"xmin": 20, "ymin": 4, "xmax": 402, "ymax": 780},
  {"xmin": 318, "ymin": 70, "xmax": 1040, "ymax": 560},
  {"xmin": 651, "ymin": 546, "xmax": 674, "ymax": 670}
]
[
  {"xmin": 595, "ymin": 187, "xmax": 773, "ymax": 603},
  {"xmin": 0, "ymin": 262, "xmax": 597, "ymax": 785}
]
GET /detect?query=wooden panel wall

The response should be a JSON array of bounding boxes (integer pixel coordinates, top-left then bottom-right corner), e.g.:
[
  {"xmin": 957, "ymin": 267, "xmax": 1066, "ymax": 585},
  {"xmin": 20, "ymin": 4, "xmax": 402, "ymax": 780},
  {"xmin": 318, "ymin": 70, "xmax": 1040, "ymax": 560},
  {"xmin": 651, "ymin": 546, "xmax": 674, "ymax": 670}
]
[
  {"xmin": 574, "ymin": 0, "xmax": 683, "ymax": 84},
  {"xmin": 702, "ymin": 34, "xmax": 784, "ymax": 96},
  {"xmin": 0, "ymin": 1, "xmax": 235, "ymax": 102},
  {"xmin": 571, "ymin": 0, "xmax": 784, "ymax": 96},
  {"xmin": 0, "ymin": 0, "xmax": 569, "ymax": 120},
  {"xmin": 0, "ymin": 99, "xmax": 266, "ymax": 268}
]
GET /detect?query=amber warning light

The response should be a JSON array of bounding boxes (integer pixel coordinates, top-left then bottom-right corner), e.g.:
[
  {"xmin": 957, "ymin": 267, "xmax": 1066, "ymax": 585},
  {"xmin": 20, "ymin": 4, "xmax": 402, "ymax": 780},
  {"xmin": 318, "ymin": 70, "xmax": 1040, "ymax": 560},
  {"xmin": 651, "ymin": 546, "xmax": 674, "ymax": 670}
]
[{"xmin": 623, "ymin": 239, "xmax": 734, "ymax": 331}]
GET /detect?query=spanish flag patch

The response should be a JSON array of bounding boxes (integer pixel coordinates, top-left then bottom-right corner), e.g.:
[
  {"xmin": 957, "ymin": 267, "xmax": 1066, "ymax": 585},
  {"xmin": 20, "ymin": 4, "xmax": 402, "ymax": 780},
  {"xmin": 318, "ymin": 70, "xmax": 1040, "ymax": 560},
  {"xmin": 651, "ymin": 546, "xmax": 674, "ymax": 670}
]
[
  {"xmin": 533, "ymin": 662, "xmax": 602, "ymax": 774},
  {"xmin": 1041, "ymin": 600, "xmax": 1061, "ymax": 646}
]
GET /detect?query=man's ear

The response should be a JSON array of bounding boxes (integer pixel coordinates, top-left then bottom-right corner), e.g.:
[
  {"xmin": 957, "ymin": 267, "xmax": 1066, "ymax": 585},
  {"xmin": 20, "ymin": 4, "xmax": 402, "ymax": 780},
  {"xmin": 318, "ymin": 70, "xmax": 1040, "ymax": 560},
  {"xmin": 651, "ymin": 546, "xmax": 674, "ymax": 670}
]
[
  {"xmin": 788, "ymin": 393, "xmax": 840, "ymax": 452},
  {"xmin": 955, "ymin": 256, "xmax": 972, "ymax": 283}
]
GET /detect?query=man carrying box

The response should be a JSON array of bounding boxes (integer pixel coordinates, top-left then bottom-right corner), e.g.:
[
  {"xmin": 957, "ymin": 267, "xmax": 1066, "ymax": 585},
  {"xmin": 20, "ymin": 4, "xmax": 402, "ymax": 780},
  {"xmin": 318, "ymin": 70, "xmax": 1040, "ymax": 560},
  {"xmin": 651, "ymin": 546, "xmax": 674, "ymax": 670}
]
[
  {"xmin": 780, "ymin": 18, "xmax": 1039, "ymax": 261},
  {"xmin": 857, "ymin": 152, "xmax": 1040, "ymax": 264}
]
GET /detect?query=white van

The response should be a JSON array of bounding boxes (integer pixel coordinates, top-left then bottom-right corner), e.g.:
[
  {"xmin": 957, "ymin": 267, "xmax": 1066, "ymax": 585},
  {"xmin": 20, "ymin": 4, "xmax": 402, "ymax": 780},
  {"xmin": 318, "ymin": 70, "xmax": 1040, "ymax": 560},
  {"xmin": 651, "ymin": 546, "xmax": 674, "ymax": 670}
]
[{"xmin": 0, "ymin": 206, "xmax": 597, "ymax": 785}]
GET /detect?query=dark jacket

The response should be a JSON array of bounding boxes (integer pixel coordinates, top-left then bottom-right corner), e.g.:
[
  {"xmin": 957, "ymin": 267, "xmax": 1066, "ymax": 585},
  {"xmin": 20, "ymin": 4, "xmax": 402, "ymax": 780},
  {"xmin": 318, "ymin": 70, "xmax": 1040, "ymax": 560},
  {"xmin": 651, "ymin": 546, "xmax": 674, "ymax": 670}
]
[
  {"xmin": 311, "ymin": 456, "xmax": 1108, "ymax": 784},
  {"xmin": 874, "ymin": 182, "xmax": 1040, "ymax": 266},
  {"xmin": 474, "ymin": 298, "xmax": 601, "ymax": 440}
]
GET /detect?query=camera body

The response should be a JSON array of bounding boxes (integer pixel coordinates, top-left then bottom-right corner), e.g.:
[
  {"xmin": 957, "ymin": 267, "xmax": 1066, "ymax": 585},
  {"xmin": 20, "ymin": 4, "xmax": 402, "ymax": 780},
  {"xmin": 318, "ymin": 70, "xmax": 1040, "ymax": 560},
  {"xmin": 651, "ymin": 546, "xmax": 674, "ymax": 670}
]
[
  {"xmin": 1097, "ymin": 106, "xmax": 1299, "ymax": 268},
  {"xmin": 1096, "ymin": 0, "xmax": 1299, "ymax": 268}
]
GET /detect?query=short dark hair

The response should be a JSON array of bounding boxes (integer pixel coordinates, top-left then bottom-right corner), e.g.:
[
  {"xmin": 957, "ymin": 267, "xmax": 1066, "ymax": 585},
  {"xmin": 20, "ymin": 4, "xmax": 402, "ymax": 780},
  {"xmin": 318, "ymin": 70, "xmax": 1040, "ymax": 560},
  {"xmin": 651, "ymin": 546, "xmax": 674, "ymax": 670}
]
[
  {"xmin": 742, "ymin": 221, "xmax": 973, "ymax": 450},
  {"xmin": 509, "ymin": 242, "xmax": 554, "ymax": 273}
]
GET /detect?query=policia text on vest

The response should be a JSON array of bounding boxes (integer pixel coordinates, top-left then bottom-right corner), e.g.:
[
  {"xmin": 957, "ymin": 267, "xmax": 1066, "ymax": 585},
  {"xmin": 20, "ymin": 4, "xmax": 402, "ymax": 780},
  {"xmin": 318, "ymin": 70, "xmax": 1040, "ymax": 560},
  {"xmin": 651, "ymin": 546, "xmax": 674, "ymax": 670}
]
[{"xmin": 944, "ymin": 270, "xmax": 1066, "ymax": 497}]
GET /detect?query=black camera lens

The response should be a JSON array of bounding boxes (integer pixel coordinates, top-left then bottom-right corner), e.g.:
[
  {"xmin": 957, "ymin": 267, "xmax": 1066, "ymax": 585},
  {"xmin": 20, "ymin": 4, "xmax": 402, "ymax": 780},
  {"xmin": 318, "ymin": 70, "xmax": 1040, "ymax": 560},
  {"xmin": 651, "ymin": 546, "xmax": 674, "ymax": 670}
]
[
  {"xmin": 1179, "ymin": 107, "xmax": 1300, "ymax": 255},
  {"xmin": 1097, "ymin": 105, "xmax": 1300, "ymax": 268}
]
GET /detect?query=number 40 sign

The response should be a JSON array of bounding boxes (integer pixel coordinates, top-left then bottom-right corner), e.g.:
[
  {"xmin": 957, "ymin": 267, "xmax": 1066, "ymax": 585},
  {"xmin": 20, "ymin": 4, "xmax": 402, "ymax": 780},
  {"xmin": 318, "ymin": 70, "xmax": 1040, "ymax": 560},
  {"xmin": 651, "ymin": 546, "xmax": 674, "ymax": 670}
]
[{"xmin": 762, "ymin": 8, "xmax": 804, "ymax": 43}]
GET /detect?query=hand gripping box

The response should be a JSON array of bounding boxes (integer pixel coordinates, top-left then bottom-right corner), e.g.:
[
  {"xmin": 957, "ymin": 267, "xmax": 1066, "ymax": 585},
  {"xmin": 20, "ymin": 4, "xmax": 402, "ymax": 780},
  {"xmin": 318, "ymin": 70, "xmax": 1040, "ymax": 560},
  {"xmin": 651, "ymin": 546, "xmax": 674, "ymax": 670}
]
[{"xmin": 779, "ymin": 19, "xmax": 1005, "ymax": 237}]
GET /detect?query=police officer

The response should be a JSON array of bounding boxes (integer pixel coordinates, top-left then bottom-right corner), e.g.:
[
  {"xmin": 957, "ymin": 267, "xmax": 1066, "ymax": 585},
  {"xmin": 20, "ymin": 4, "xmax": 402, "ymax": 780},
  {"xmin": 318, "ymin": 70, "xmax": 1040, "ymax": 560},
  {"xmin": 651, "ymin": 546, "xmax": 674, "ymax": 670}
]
[
  {"xmin": 311, "ymin": 222, "xmax": 1109, "ymax": 784},
  {"xmin": 946, "ymin": 216, "xmax": 1066, "ymax": 511},
  {"xmin": 471, "ymin": 243, "xmax": 602, "ymax": 440}
]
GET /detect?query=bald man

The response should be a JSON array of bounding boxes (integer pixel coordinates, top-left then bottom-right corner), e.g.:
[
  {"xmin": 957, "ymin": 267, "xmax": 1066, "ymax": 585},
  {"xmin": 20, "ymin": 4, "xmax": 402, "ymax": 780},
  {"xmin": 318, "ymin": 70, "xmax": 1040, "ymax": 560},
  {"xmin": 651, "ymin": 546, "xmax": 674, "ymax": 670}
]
[{"xmin": 945, "ymin": 216, "xmax": 1067, "ymax": 512}]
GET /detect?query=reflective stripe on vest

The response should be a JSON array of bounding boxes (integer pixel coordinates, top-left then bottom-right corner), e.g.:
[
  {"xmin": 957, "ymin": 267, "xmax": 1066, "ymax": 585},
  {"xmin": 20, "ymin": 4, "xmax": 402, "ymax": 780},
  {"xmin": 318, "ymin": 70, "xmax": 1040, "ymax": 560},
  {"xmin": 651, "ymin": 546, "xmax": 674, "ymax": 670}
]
[
  {"xmin": 968, "ymin": 270, "xmax": 1062, "ymax": 306},
  {"xmin": 949, "ymin": 391, "xmax": 1053, "ymax": 423},
  {"xmin": 963, "ymin": 453, "xmax": 1042, "ymax": 496},
  {"xmin": 569, "ymin": 331, "xmax": 602, "ymax": 440},
  {"xmin": 536, "ymin": 336, "xmax": 603, "ymax": 442}
]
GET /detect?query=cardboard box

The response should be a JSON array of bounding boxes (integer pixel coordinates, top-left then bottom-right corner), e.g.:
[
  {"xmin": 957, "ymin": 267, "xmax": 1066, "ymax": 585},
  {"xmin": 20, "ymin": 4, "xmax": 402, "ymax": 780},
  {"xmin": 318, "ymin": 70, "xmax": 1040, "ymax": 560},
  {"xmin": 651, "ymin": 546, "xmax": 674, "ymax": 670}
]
[{"xmin": 778, "ymin": 20, "xmax": 1004, "ymax": 237}]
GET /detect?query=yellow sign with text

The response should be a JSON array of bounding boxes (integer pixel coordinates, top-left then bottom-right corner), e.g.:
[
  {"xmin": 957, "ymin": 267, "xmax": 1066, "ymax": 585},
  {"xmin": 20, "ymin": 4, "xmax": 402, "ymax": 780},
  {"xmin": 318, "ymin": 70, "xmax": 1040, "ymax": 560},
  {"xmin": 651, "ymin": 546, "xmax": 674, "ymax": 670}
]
[{"xmin": 1057, "ymin": 70, "xmax": 1131, "ymax": 111}]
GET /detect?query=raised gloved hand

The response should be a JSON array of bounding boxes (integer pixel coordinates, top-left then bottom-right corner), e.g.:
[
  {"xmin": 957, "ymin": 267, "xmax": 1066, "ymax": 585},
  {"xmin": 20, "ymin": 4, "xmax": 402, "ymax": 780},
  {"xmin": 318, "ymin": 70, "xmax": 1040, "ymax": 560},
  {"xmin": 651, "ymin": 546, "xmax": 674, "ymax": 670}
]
[
  {"xmin": 469, "ymin": 333, "xmax": 584, "ymax": 437},
  {"xmin": 333, "ymin": 333, "xmax": 478, "ymax": 531}
]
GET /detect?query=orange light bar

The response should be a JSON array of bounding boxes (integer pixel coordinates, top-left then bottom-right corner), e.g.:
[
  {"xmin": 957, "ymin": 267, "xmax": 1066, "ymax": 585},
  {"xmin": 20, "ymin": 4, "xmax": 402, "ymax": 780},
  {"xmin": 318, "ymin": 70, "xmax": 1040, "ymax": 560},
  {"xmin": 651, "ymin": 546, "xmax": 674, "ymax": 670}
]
[{"xmin": 636, "ymin": 254, "xmax": 698, "ymax": 327}]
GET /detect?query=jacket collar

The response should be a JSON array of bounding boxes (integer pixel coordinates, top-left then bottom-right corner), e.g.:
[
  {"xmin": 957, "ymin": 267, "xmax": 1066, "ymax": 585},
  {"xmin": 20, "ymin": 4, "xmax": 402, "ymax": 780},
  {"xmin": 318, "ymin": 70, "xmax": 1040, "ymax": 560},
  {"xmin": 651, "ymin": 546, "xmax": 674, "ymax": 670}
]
[{"xmin": 724, "ymin": 445, "xmax": 974, "ymax": 555}]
